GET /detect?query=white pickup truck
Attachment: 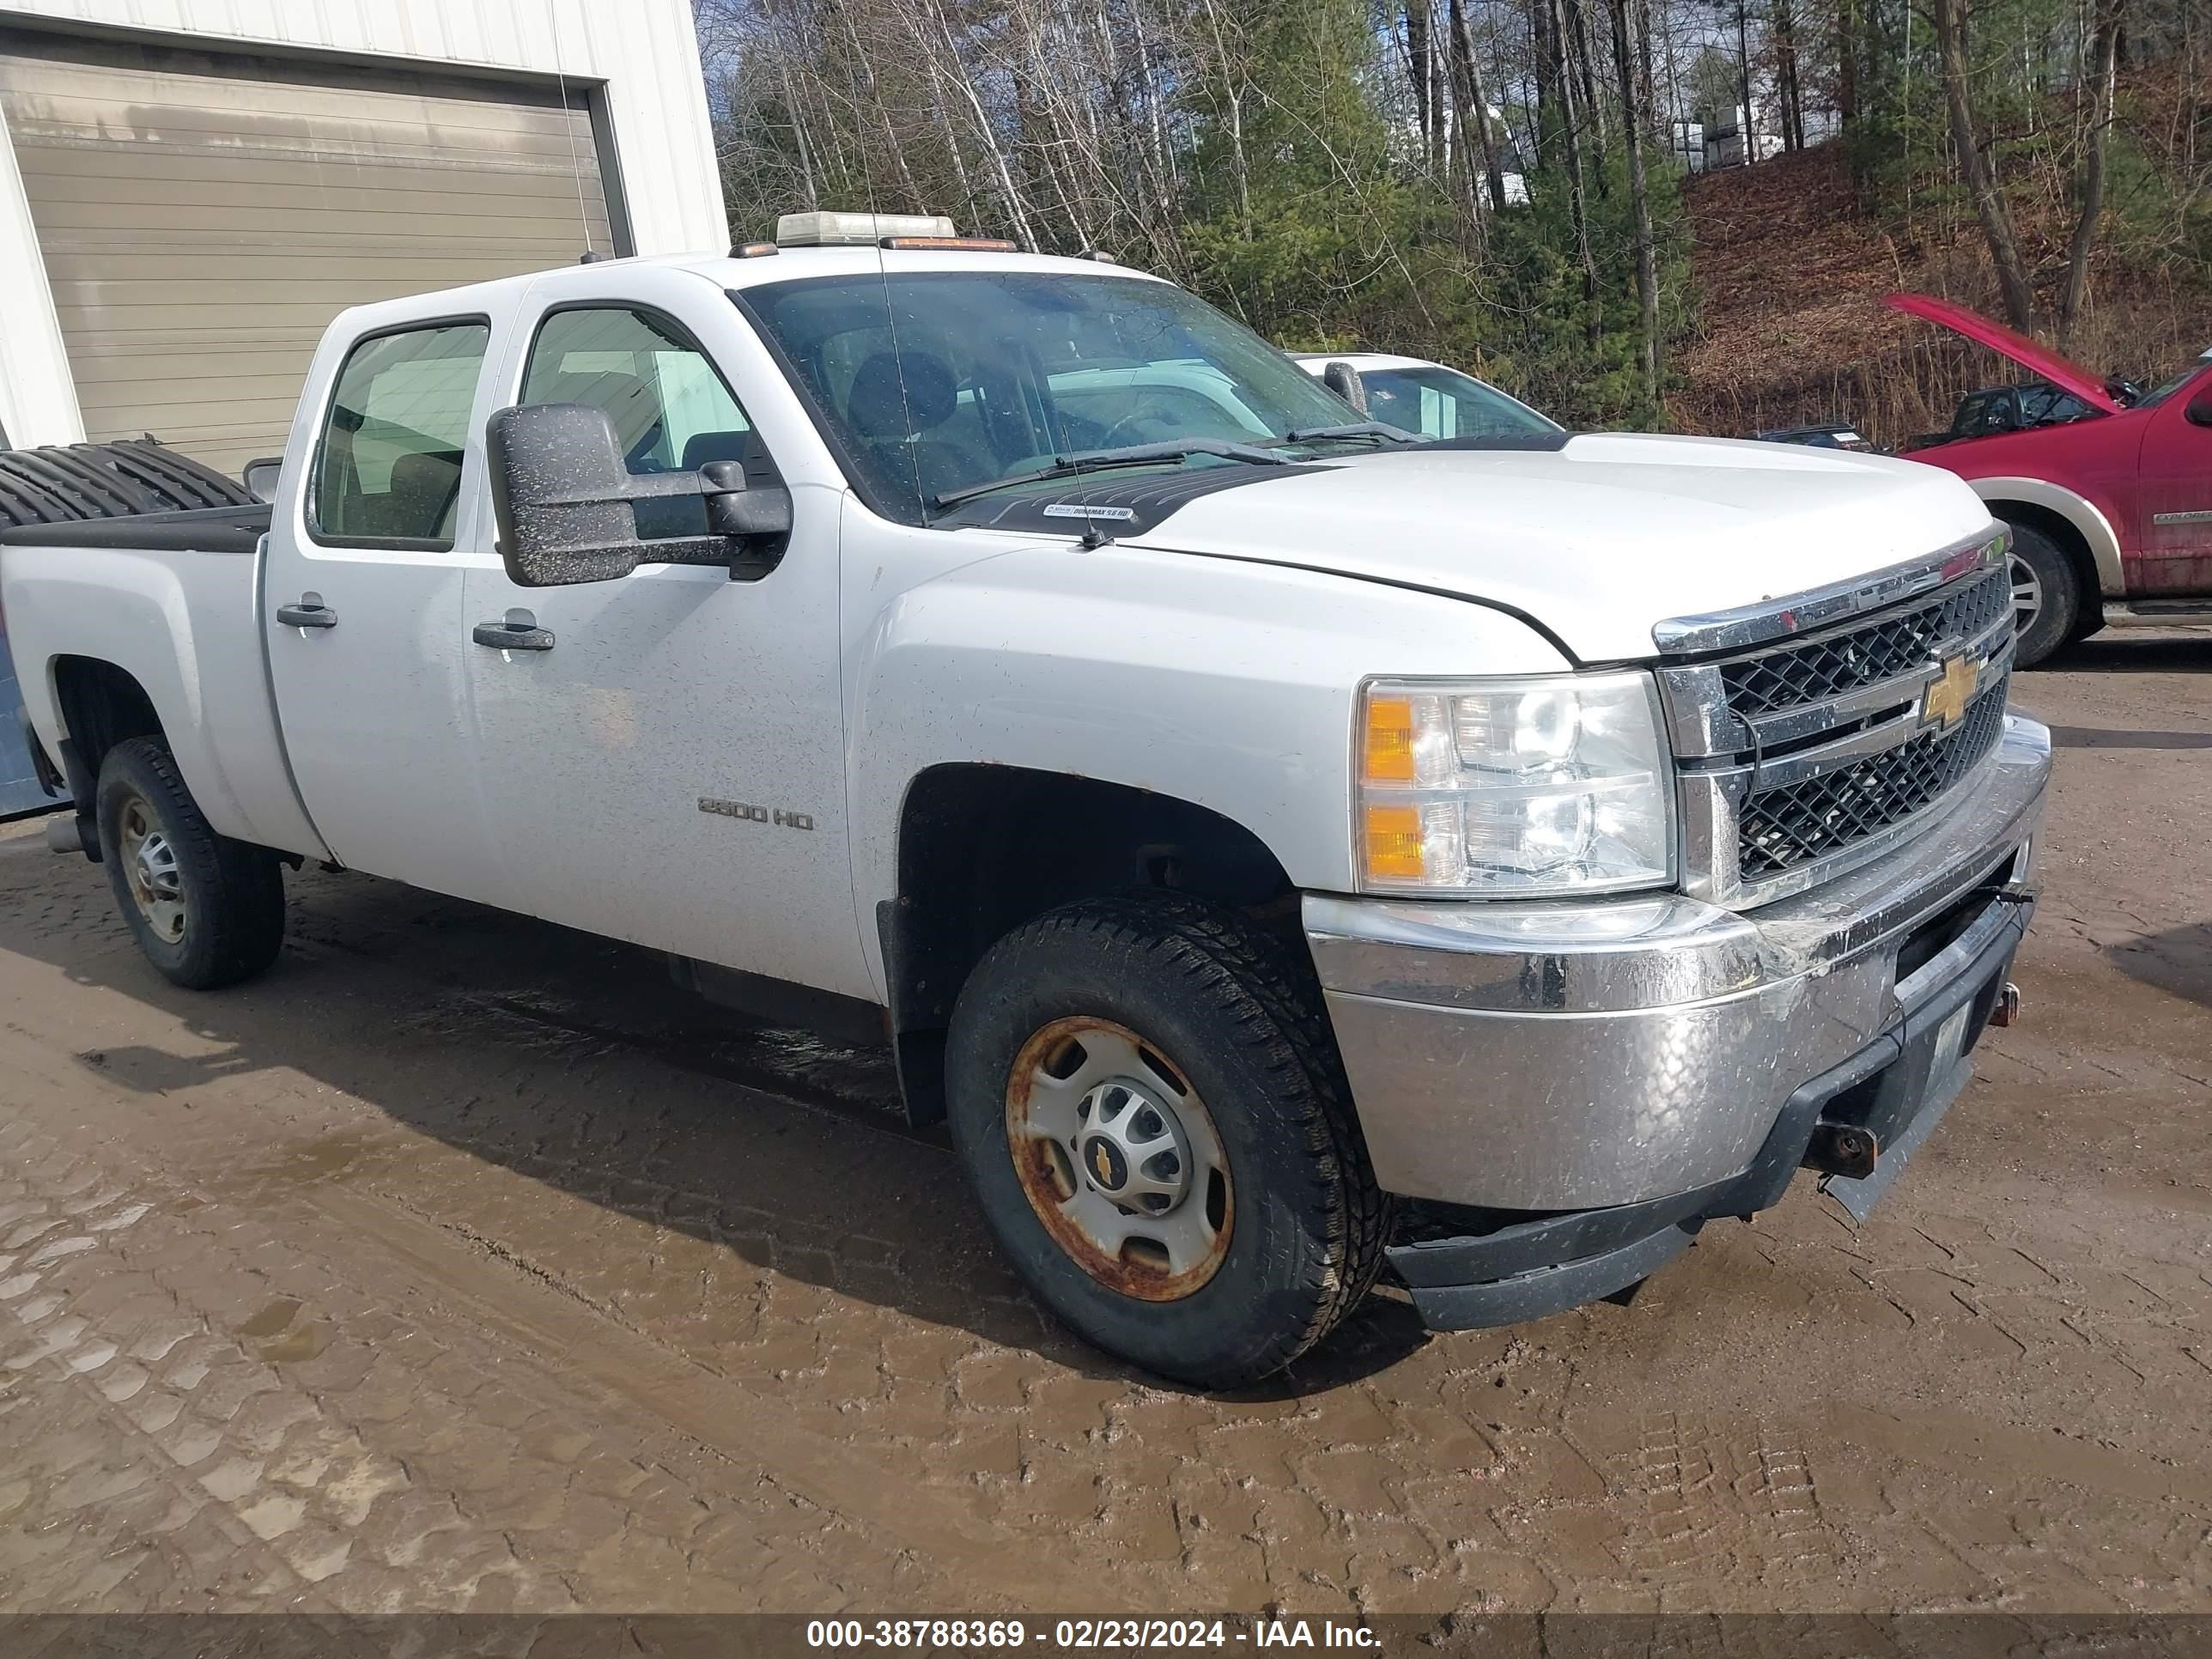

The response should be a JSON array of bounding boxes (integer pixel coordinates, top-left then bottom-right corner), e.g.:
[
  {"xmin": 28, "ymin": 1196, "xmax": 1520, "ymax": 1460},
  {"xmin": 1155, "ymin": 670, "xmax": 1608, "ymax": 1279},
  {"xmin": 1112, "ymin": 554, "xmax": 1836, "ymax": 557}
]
[{"xmin": 1, "ymin": 216, "xmax": 2049, "ymax": 1387}]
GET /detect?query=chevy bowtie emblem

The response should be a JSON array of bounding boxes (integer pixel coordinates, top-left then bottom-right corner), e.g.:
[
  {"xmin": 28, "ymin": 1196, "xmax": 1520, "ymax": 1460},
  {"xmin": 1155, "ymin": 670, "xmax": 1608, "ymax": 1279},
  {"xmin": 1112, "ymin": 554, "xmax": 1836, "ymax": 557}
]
[
  {"xmin": 1093, "ymin": 1144, "xmax": 1114, "ymax": 1183},
  {"xmin": 1919, "ymin": 652, "xmax": 1978, "ymax": 732}
]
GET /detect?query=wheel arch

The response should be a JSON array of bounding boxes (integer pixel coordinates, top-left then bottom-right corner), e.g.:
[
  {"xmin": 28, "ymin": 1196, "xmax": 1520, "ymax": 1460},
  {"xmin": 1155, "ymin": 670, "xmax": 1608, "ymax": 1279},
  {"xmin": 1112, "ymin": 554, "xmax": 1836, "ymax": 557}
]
[
  {"xmin": 1969, "ymin": 477, "xmax": 2124, "ymax": 597},
  {"xmin": 878, "ymin": 763, "xmax": 1297, "ymax": 1126},
  {"xmin": 46, "ymin": 655, "xmax": 167, "ymax": 857}
]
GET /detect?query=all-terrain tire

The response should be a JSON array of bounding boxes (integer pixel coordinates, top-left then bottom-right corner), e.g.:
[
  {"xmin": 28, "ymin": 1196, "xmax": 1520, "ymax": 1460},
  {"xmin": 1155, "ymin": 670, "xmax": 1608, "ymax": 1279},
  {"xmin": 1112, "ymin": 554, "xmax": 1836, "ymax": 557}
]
[
  {"xmin": 2007, "ymin": 520, "xmax": 2081, "ymax": 668},
  {"xmin": 95, "ymin": 737, "xmax": 286, "ymax": 990},
  {"xmin": 945, "ymin": 894, "xmax": 1390, "ymax": 1388}
]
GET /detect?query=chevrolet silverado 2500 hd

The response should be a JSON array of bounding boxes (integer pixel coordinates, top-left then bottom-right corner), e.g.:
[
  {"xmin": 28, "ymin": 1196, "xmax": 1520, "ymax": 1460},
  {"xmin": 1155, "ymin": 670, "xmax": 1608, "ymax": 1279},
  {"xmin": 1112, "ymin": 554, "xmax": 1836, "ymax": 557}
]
[{"xmin": 0, "ymin": 219, "xmax": 2049, "ymax": 1387}]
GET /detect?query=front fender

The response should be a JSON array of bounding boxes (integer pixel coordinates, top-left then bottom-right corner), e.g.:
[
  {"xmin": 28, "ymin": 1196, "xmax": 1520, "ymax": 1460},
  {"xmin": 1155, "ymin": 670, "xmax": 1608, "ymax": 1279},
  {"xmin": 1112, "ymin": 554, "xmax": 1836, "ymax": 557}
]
[
  {"xmin": 843, "ymin": 539, "xmax": 1571, "ymax": 993},
  {"xmin": 1966, "ymin": 476, "xmax": 2127, "ymax": 594}
]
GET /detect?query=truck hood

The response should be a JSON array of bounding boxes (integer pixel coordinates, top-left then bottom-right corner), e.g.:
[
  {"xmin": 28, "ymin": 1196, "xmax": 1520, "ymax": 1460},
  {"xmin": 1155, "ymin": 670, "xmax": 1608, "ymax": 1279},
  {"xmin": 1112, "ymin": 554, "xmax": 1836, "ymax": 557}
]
[
  {"xmin": 1885, "ymin": 292, "xmax": 2123, "ymax": 415},
  {"xmin": 1121, "ymin": 434, "xmax": 1998, "ymax": 662}
]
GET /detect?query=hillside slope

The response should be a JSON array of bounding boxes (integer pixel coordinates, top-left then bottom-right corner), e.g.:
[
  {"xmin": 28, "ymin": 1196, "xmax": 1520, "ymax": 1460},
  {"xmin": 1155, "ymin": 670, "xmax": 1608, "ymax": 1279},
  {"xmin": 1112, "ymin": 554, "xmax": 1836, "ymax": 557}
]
[
  {"xmin": 1668, "ymin": 146, "xmax": 1972, "ymax": 442},
  {"xmin": 1668, "ymin": 143, "xmax": 2205, "ymax": 447}
]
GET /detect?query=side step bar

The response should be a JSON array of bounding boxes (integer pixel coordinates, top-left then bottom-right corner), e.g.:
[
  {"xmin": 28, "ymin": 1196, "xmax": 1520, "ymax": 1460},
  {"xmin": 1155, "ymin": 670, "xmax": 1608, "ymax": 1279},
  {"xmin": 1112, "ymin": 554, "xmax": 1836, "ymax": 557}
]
[{"xmin": 2102, "ymin": 600, "xmax": 2212, "ymax": 629}]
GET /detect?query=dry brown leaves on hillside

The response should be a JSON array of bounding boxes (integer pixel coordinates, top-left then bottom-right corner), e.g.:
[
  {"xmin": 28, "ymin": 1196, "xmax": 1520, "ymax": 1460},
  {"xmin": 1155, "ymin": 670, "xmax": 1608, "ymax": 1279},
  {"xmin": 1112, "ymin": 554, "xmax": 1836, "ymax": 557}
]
[{"xmin": 1668, "ymin": 148, "xmax": 1963, "ymax": 438}]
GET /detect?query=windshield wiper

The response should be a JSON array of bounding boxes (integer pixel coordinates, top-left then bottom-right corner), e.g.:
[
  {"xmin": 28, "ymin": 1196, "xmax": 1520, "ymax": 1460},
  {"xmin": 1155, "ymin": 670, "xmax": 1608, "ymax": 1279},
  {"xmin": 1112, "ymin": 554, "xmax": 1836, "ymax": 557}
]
[
  {"xmin": 932, "ymin": 440, "xmax": 1285, "ymax": 510},
  {"xmin": 1269, "ymin": 422, "xmax": 1425, "ymax": 447}
]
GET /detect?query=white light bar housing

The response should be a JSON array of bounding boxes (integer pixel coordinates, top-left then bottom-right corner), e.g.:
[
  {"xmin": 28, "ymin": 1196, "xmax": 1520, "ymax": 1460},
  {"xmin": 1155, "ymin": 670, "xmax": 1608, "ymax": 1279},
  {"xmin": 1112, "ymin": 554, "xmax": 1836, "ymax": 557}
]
[{"xmin": 774, "ymin": 211, "xmax": 957, "ymax": 248}]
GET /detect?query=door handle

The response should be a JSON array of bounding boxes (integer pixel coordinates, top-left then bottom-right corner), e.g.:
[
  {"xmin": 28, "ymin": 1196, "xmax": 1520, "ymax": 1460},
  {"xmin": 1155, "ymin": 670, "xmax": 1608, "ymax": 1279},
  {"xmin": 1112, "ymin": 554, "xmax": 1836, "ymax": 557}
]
[
  {"xmin": 473, "ymin": 619, "xmax": 556, "ymax": 652},
  {"xmin": 276, "ymin": 599, "xmax": 337, "ymax": 629}
]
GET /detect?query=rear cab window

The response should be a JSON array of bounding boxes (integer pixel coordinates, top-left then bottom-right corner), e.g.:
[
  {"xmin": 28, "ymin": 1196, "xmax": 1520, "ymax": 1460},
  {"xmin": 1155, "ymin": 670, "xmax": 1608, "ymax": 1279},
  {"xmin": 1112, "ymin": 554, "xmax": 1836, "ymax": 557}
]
[{"xmin": 309, "ymin": 321, "xmax": 489, "ymax": 549}]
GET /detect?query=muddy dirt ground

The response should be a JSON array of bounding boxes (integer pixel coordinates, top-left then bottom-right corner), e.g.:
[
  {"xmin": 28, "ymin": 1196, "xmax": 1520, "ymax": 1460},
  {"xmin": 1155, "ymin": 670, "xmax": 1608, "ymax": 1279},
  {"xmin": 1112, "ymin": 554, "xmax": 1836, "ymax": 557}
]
[{"xmin": 0, "ymin": 641, "xmax": 2207, "ymax": 1617}]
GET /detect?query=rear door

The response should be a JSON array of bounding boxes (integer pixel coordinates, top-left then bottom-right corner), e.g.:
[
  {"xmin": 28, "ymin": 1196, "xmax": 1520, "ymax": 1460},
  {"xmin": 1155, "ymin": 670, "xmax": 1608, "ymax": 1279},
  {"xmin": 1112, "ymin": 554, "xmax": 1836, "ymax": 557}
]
[
  {"xmin": 460, "ymin": 270, "xmax": 866, "ymax": 998},
  {"xmin": 263, "ymin": 317, "xmax": 509, "ymax": 900},
  {"xmin": 2132, "ymin": 368, "xmax": 2212, "ymax": 592}
]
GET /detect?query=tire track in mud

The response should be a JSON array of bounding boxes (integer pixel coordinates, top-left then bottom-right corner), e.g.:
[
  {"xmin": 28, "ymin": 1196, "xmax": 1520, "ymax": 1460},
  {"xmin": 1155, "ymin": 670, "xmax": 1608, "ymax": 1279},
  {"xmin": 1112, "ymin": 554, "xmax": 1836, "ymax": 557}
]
[
  {"xmin": 1593, "ymin": 1412, "xmax": 1837, "ymax": 1606},
  {"xmin": 0, "ymin": 995, "xmax": 1128, "ymax": 1609}
]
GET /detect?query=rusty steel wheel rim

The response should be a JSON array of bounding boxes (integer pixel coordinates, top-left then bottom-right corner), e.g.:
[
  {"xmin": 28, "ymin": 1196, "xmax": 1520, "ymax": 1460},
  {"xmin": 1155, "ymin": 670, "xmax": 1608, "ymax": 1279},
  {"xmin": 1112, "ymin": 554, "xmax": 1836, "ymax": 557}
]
[
  {"xmin": 117, "ymin": 795, "xmax": 185, "ymax": 944},
  {"xmin": 1004, "ymin": 1016, "xmax": 1233, "ymax": 1301}
]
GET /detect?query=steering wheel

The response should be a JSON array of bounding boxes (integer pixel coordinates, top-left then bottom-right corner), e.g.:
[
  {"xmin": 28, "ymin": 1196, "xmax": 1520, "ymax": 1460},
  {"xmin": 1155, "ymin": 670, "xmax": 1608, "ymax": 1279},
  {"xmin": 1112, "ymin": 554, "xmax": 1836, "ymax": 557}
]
[{"xmin": 1098, "ymin": 409, "xmax": 1184, "ymax": 448}]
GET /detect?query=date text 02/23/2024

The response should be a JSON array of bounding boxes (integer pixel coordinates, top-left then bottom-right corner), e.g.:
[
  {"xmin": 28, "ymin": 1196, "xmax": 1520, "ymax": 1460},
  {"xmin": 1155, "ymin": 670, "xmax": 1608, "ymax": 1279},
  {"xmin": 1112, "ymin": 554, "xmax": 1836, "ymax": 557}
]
[{"xmin": 805, "ymin": 1620, "xmax": 1384, "ymax": 1650}]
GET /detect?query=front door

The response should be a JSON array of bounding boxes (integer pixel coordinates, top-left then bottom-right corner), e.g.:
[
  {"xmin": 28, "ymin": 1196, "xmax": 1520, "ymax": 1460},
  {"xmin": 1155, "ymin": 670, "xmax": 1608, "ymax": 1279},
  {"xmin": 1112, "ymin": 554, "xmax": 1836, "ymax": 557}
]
[
  {"xmin": 2133, "ymin": 370, "xmax": 2212, "ymax": 593},
  {"xmin": 462, "ymin": 283, "xmax": 865, "ymax": 998},
  {"xmin": 263, "ymin": 318, "xmax": 509, "ymax": 901}
]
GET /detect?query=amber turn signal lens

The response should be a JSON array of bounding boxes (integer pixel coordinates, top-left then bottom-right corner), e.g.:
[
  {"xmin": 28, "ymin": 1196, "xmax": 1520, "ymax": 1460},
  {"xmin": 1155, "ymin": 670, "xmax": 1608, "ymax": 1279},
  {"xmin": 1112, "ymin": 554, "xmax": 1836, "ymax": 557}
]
[
  {"xmin": 1364, "ymin": 696, "xmax": 1416, "ymax": 782},
  {"xmin": 1364, "ymin": 805, "xmax": 1425, "ymax": 879}
]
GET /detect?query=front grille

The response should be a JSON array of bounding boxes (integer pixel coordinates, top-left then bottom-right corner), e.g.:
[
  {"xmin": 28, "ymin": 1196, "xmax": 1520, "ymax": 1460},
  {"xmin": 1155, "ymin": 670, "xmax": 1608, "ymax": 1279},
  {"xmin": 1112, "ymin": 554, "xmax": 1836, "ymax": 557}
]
[
  {"xmin": 1718, "ymin": 566, "xmax": 2010, "ymax": 718},
  {"xmin": 1736, "ymin": 676, "xmax": 2008, "ymax": 879}
]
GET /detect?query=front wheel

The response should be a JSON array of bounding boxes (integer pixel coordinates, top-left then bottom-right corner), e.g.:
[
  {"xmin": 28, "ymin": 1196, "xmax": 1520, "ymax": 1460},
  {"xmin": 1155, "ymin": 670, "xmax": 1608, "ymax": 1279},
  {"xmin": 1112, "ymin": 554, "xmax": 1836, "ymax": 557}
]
[
  {"xmin": 2006, "ymin": 522, "xmax": 2080, "ymax": 668},
  {"xmin": 945, "ymin": 896, "xmax": 1389, "ymax": 1388},
  {"xmin": 96, "ymin": 737, "xmax": 286, "ymax": 989}
]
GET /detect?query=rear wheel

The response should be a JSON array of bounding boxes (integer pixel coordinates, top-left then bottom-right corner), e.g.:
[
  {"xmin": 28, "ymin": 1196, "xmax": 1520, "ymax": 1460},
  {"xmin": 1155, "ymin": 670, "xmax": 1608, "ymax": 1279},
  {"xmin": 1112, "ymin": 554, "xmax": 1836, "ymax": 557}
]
[
  {"xmin": 96, "ymin": 737, "xmax": 286, "ymax": 989},
  {"xmin": 945, "ymin": 895, "xmax": 1389, "ymax": 1389},
  {"xmin": 2005, "ymin": 521, "xmax": 2080, "ymax": 667}
]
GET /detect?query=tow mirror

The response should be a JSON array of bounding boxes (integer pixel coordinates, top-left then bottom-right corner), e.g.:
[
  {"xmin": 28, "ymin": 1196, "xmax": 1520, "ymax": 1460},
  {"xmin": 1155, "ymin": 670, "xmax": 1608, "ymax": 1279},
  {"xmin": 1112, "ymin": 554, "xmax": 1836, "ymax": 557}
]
[
  {"xmin": 701, "ymin": 460, "xmax": 793, "ymax": 539},
  {"xmin": 1322, "ymin": 360, "xmax": 1369, "ymax": 416},
  {"xmin": 487, "ymin": 404, "xmax": 793, "ymax": 586}
]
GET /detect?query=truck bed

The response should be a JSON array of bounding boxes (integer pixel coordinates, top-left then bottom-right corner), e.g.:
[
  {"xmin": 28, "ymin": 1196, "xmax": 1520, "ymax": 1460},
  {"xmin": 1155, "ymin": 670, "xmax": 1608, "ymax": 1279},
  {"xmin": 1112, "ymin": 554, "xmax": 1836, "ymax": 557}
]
[
  {"xmin": 3, "ymin": 440, "xmax": 267, "ymax": 815},
  {"xmin": 0, "ymin": 502, "xmax": 270, "ymax": 553},
  {"xmin": 0, "ymin": 514, "xmax": 325, "ymax": 860}
]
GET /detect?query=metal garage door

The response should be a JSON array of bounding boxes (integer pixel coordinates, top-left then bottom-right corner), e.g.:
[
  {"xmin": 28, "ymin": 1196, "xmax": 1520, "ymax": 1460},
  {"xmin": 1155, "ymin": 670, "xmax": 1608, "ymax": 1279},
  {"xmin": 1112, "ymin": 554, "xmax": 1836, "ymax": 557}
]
[{"xmin": 0, "ymin": 30, "xmax": 616, "ymax": 477}]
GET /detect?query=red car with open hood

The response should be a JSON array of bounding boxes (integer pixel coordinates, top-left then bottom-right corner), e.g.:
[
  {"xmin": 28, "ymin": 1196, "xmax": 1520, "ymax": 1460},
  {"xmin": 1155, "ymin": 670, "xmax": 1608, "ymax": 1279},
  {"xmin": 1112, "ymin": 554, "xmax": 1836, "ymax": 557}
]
[{"xmin": 1887, "ymin": 292, "xmax": 2212, "ymax": 665}]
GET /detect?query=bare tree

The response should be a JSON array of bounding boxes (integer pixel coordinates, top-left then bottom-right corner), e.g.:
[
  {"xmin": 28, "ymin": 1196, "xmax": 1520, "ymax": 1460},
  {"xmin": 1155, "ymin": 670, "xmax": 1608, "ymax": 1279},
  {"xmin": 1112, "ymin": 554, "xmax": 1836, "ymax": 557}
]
[
  {"xmin": 1610, "ymin": 0, "xmax": 1662, "ymax": 393},
  {"xmin": 1448, "ymin": 0, "xmax": 1510, "ymax": 213},
  {"xmin": 1406, "ymin": 2, "xmax": 1439, "ymax": 169},
  {"xmin": 2058, "ymin": 0, "xmax": 2124, "ymax": 346},
  {"xmin": 1771, "ymin": 0, "xmax": 1806, "ymax": 149},
  {"xmin": 1931, "ymin": 0, "xmax": 2038, "ymax": 330},
  {"xmin": 1543, "ymin": 0, "xmax": 1604, "ymax": 341},
  {"xmin": 1735, "ymin": 0, "xmax": 1753, "ymax": 163}
]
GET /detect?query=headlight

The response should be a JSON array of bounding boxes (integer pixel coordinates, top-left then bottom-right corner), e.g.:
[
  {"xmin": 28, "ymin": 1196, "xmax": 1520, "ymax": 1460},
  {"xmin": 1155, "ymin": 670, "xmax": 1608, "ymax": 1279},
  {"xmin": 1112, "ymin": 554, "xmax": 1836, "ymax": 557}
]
[{"xmin": 1357, "ymin": 672, "xmax": 1674, "ymax": 896}]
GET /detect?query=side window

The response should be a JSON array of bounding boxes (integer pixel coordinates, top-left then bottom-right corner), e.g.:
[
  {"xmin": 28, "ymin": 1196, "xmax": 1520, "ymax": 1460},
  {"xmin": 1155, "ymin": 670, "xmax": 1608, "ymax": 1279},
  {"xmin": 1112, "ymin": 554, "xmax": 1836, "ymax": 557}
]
[
  {"xmin": 520, "ymin": 307, "xmax": 765, "ymax": 541},
  {"xmin": 311, "ymin": 322, "xmax": 488, "ymax": 548}
]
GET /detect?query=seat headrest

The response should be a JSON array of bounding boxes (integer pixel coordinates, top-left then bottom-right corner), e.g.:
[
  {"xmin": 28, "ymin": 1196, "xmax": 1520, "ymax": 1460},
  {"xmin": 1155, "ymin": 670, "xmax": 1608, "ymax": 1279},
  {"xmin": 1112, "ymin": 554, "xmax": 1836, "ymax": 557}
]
[
  {"xmin": 389, "ymin": 448, "xmax": 459, "ymax": 486},
  {"xmin": 848, "ymin": 350, "xmax": 958, "ymax": 439}
]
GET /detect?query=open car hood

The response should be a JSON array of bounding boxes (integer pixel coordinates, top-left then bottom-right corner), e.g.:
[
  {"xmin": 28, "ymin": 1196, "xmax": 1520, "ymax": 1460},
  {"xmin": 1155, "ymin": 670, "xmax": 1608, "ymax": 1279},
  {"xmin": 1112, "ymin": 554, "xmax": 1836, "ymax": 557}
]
[{"xmin": 1885, "ymin": 292, "xmax": 2122, "ymax": 415}]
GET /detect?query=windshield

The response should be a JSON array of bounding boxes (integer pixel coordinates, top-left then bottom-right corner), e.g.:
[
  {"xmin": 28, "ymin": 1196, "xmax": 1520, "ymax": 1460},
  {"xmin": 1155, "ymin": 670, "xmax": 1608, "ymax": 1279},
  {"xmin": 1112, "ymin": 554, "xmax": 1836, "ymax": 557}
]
[
  {"xmin": 1358, "ymin": 364, "xmax": 1559, "ymax": 440},
  {"xmin": 737, "ymin": 271, "xmax": 1365, "ymax": 524},
  {"xmin": 2136, "ymin": 361, "xmax": 2211, "ymax": 410}
]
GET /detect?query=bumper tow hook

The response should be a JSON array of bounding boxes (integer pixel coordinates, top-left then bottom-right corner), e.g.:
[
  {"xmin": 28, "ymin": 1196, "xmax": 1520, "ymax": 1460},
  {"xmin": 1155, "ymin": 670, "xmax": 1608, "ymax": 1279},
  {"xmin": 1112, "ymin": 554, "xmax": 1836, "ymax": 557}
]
[
  {"xmin": 1804, "ymin": 1122, "xmax": 1879, "ymax": 1181},
  {"xmin": 1989, "ymin": 981, "xmax": 2023, "ymax": 1028}
]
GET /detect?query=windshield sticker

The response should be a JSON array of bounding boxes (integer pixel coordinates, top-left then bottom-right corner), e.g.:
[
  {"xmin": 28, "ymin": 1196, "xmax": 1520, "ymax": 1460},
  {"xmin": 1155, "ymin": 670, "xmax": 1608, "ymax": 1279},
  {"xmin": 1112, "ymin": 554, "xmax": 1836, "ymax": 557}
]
[{"xmin": 1042, "ymin": 504, "xmax": 1138, "ymax": 522}]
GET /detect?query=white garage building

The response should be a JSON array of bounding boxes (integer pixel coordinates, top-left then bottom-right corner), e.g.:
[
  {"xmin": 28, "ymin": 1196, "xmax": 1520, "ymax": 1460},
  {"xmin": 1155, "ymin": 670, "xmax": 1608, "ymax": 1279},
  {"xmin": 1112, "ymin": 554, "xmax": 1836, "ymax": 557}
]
[{"xmin": 0, "ymin": 0, "xmax": 727, "ymax": 475}]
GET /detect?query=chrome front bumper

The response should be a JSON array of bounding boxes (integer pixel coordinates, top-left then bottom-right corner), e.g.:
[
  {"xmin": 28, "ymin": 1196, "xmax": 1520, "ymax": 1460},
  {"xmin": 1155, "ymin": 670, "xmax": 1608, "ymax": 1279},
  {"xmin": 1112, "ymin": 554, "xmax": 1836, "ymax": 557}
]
[{"xmin": 1306, "ymin": 714, "xmax": 2051, "ymax": 1215}]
